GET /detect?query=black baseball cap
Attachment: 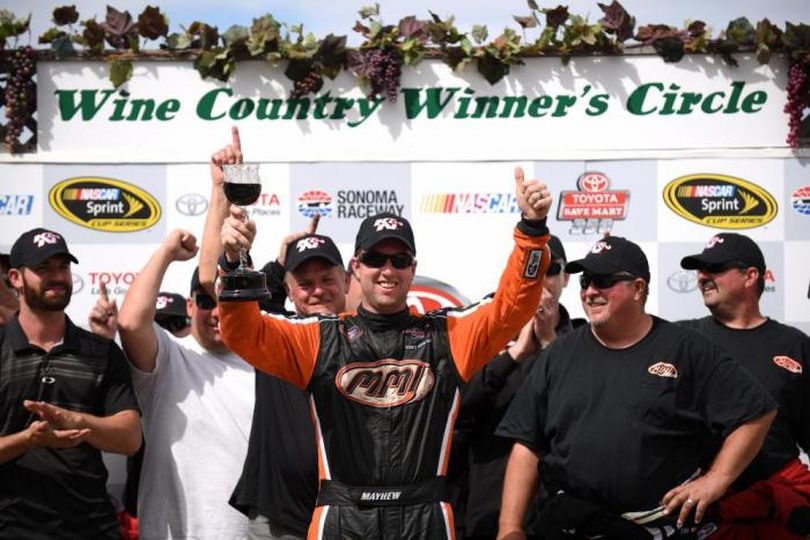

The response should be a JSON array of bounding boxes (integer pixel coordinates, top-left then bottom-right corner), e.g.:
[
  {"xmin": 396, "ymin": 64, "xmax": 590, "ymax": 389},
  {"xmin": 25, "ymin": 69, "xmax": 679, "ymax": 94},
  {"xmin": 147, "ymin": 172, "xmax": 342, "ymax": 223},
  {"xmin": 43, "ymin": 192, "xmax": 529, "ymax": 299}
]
[
  {"xmin": 547, "ymin": 235, "xmax": 566, "ymax": 262},
  {"xmin": 9, "ymin": 228, "xmax": 79, "ymax": 268},
  {"xmin": 680, "ymin": 233, "xmax": 766, "ymax": 274},
  {"xmin": 565, "ymin": 236, "xmax": 650, "ymax": 282},
  {"xmin": 354, "ymin": 213, "xmax": 416, "ymax": 254},
  {"xmin": 285, "ymin": 234, "xmax": 344, "ymax": 272},
  {"xmin": 155, "ymin": 292, "xmax": 188, "ymax": 318}
]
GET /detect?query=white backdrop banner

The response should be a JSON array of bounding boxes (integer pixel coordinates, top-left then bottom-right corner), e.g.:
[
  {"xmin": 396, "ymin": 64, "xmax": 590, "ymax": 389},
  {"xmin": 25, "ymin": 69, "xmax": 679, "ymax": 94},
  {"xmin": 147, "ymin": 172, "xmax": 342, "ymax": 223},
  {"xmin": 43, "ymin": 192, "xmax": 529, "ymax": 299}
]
[{"xmin": 34, "ymin": 55, "xmax": 788, "ymax": 162}]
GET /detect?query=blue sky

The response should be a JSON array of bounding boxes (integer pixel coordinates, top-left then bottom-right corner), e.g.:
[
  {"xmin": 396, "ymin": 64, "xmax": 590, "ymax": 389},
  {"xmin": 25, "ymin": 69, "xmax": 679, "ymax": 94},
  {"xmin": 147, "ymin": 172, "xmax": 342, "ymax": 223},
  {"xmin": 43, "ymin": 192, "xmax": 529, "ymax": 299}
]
[{"xmin": 6, "ymin": 1, "xmax": 810, "ymax": 46}]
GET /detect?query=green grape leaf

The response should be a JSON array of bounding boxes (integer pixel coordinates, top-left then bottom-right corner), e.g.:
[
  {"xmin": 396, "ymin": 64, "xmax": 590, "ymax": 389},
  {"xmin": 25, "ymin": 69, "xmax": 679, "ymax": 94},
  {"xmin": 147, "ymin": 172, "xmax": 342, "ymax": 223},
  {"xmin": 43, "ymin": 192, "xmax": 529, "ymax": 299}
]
[
  {"xmin": 109, "ymin": 59, "xmax": 133, "ymax": 88},
  {"xmin": 53, "ymin": 5, "xmax": 79, "ymax": 26}
]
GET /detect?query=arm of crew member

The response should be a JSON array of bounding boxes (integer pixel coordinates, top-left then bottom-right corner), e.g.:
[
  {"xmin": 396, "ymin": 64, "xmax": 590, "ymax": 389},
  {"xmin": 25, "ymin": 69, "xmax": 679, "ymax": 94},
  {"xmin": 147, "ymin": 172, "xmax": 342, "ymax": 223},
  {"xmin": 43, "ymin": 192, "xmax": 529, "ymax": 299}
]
[
  {"xmin": 0, "ymin": 421, "xmax": 90, "ymax": 464},
  {"xmin": 498, "ymin": 442, "xmax": 541, "ymax": 540},
  {"xmin": 23, "ymin": 400, "xmax": 141, "ymax": 456},
  {"xmin": 199, "ymin": 126, "xmax": 241, "ymax": 297},
  {"xmin": 118, "ymin": 229, "xmax": 199, "ymax": 373},
  {"xmin": 662, "ymin": 410, "xmax": 776, "ymax": 525}
]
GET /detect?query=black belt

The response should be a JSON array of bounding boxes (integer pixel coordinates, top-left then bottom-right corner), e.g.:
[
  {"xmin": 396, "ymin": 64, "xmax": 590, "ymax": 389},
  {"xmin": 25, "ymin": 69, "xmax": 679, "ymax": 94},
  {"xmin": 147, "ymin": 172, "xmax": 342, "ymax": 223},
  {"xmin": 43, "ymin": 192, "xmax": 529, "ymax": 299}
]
[{"xmin": 316, "ymin": 477, "xmax": 450, "ymax": 507}]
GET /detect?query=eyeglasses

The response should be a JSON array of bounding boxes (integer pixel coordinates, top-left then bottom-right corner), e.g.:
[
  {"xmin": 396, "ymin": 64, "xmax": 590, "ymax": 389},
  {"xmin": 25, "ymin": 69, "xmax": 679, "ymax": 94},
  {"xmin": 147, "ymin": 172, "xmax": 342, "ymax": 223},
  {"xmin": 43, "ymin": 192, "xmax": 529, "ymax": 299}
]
[
  {"xmin": 359, "ymin": 251, "xmax": 414, "ymax": 269},
  {"xmin": 579, "ymin": 273, "xmax": 638, "ymax": 290},
  {"xmin": 546, "ymin": 262, "xmax": 563, "ymax": 276},
  {"xmin": 194, "ymin": 292, "xmax": 217, "ymax": 310},
  {"xmin": 700, "ymin": 262, "xmax": 749, "ymax": 274}
]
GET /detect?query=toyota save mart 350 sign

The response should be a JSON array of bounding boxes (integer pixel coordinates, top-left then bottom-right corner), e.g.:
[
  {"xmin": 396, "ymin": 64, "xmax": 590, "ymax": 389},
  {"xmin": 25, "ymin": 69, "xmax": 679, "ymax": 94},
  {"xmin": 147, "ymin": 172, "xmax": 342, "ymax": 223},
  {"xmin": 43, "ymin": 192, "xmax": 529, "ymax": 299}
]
[{"xmin": 35, "ymin": 54, "xmax": 787, "ymax": 163}]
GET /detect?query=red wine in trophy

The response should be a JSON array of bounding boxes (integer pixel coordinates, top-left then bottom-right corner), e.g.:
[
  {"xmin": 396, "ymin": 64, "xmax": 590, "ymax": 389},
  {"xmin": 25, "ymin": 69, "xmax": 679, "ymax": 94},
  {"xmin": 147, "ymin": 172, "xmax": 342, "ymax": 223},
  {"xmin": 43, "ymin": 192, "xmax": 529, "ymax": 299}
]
[{"xmin": 224, "ymin": 182, "xmax": 262, "ymax": 206}]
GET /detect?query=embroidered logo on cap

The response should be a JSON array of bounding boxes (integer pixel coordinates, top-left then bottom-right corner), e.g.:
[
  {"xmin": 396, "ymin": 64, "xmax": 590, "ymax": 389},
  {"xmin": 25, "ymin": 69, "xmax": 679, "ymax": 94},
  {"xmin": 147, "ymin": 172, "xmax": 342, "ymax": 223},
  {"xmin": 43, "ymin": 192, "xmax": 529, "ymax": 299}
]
[
  {"xmin": 296, "ymin": 237, "xmax": 325, "ymax": 252},
  {"xmin": 373, "ymin": 217, "xmax": 403, "ymax": 231},
  {"xmin": 705, "ymin": 235, "xmax": 724, "ymax": 249},
  {"xmin": 590, "ymin": 240, "xmax": 612, "ymax": 254},
  {"xmin": 32, "ymin": 231, "xmax": 61, "ymax": 247},
  {"xmin": 155, "ymin": 295, "xmax": 173, "ymax": 310},
  {"xmin": 773, "ymin": 355, "xmax": 802, "ymax": 374},
  {"xmin": 648, "ymin": 361, "xmax": 678, "ymax": 378}
]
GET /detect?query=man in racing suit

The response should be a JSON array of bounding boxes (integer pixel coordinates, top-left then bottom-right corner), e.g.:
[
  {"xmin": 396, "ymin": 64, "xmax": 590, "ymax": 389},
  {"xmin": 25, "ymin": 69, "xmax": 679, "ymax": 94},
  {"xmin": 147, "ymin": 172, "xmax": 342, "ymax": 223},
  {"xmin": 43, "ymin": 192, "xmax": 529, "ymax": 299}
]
[{"xmin": 216, "ymin": 167, "xmax": 552, "ymax": 539}]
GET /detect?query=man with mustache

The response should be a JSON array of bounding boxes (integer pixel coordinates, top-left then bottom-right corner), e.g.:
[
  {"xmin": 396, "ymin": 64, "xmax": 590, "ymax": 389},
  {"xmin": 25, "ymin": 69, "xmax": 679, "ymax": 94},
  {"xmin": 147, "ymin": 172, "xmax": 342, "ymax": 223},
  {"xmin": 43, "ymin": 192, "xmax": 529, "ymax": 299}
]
[
  {"xmin": 497, "ymin": 235, "xmax": 777, "ymax": 540},
  {"xmin": 680, "ymin": 233, "xmax": 810, "ymax": 538},
  {"xmin": 0, "ymin": 228, "xmax": 141, "ymax": 539}
]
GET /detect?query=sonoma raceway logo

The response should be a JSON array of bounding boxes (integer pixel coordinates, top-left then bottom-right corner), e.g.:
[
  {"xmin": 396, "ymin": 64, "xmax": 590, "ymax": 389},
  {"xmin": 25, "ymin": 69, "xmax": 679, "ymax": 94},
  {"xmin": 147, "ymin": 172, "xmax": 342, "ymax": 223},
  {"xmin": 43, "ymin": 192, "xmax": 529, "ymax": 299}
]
[
  {"xmin": 297, "ymin": 190, "xmax": 333, "ymax": 218},
  {"xmin": 557, "ymin": 172, "xmax": 629, "ymax": 235},
  {"xmin": 792, "ymin": 185, "xmax": 810, "ymax": 216}
]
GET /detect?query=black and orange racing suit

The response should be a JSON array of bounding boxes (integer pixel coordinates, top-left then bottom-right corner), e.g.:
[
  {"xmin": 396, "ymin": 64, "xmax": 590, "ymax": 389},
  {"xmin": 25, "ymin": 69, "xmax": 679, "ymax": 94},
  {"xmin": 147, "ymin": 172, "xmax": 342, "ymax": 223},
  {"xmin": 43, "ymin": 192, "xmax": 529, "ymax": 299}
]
[{"xmin": 219, "ymin": 219, "xmax": 550, "ymax": 539}]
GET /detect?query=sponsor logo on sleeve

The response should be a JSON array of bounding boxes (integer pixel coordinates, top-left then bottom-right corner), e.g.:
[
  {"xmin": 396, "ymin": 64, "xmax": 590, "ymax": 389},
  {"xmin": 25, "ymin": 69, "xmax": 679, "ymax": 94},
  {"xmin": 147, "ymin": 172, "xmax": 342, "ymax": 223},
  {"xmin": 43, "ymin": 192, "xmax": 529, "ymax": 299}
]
[
  {"xmin": 0, "ymin": 194, "xmax": 34, "ymax": 215},
  {"xmin": 49, "ymin": 177, "xmax": 161, "ymax": 232},
  {"xmin": 773, "ymin": 355, "xmax": 802, "ymax": 374},
  {"xmin": 557, "ymin": 172, "xmax": 630, "ymax": 235},
  {"xmin": 523, "ymin": 249, "xmax": 543, "ymax": 279},
  {"xmin": 662, "ymin": 174, "xmax": 777, "ymax": 229},
  {"xmin": 791, "ymin": 185, "xmax": 810, "ymax": 216},
  {"xmin": 336, "ymin": 359, "xmax": 435, "ymax": 407},
  {"xmin": 648, "ymin": 361, "xmax": 678, "ymax": 378}
]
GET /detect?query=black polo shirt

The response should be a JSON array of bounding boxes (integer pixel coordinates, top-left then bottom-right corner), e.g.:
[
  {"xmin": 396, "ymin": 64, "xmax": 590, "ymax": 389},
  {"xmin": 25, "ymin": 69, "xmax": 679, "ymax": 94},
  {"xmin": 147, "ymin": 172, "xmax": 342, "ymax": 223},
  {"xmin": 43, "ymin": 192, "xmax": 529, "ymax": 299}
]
[
  {"xmin": 497, "ymin": 317, "xmax": 777, "ymax": 513},
  {"xmin": 680, "ymin": 316, "xmax": 810, "ymax": 489},
  {"xmin": 0, "ymin": 314, "xmax": 140, "ymax": 539}
]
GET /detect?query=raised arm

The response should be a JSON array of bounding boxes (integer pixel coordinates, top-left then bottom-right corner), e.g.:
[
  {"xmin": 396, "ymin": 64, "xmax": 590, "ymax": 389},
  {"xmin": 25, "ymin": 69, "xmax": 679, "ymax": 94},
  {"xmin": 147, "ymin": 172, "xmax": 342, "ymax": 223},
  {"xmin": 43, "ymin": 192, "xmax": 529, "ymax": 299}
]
[
  {"xmin": 117, "ymin": 229, "xmax": 199, "ymax": 373},
  {"xmin": 449, "ymin": 167, "xmax": 553, "ymax": 380},
  {"xmin": 199, "ymin": 126, "xmax": 242, "ymax": 297}
]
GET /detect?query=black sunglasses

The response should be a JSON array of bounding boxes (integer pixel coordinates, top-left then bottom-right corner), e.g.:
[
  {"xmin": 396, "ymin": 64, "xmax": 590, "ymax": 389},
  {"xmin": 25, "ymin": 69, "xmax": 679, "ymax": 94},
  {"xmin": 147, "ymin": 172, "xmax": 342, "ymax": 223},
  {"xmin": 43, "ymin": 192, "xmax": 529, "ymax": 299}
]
[
  {"xmin": 194, "ymin": 292, "xmax": 217, "ymax": 310},
  {"xmin": 579, "ymin": 273, "xmax": 638, "ymax": 290},
  {"xmin": 359, "ymin": 251, "xmax": 414, "ymax": 269},
  {"xmin": 546, "ymin": 262, "xmax": 563, "ymax": 276},
  {"xmin": 700, "ymin": 262, "xmax": 749, "ymax": 274}
]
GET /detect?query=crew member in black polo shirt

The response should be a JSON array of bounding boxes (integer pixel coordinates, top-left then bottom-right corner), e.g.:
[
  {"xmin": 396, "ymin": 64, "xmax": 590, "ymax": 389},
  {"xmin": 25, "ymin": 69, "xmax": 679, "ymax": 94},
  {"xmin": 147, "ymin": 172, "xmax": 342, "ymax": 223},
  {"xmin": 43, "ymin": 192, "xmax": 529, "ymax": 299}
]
[
  {"xmin": 497, "ymin": 235, "xmax": 777, "ymax": 539},
  {"xmin": 680, "ymin": 233, "xmax": 810, "ymax": 538},
  {"xmin": 451, "ymin": 235, "xmax": 584, "ymax": 539},
  {"xmin": 0, "ymin": 227, "xmax": 141, "ymax": 539}
]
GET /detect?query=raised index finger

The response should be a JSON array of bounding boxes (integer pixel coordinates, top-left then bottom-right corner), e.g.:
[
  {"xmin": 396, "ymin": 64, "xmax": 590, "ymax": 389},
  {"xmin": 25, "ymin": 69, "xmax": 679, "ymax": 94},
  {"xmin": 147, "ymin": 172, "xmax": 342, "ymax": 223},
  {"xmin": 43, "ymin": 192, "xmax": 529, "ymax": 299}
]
[
  {"xmin": 99, "ymin": 281, "xmax": 109, "ymax": 301},
  {"xmin": 306, "ymin": 214, "xmax": 320, "ymax": 235},
  {"xmin": 232, "ymin": 125, "xmax": 242, "ymax": 152}
]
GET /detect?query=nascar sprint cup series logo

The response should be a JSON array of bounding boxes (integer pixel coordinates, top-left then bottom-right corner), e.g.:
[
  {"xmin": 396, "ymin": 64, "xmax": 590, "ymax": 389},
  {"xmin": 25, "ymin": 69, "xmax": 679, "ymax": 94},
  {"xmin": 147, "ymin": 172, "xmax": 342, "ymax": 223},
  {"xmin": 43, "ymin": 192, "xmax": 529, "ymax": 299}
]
[
  {"xmin": 49, "ymin": 177, "xmax": 161, "ymax": 232},
  {"xmin": 663, "ymin": 174, "xmax": 777, "ymax": 229},
  {"xmin": 557, "ymin": 172, "xmax": 629, "ymax": 235}
]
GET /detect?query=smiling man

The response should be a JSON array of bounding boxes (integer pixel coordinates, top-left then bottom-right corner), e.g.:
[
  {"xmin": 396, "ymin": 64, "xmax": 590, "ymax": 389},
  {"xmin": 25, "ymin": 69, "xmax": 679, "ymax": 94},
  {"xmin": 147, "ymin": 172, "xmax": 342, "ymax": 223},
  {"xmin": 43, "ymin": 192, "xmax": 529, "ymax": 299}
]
[
  {"xmin": 218, "ymin": 167, "xmax": 553, "ymax": 539},
  {"xmin": 680, "ymin": 233, "xmax": 810, "ymax": 538},
  {"xmin": 497, "ymin": 235, "xmax": 777, "ymax": 540},
  {"xmin": 0, "ymin": 228, "xmax": 141, "ymax": 539}
]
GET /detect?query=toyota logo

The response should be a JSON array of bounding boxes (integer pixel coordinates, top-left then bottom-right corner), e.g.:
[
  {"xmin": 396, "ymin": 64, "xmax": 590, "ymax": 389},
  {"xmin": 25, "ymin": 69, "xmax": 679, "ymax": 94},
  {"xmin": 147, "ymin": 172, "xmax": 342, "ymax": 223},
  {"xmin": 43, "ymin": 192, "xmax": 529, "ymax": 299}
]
[
  {"xmin": 666, "ymin": 270, "xmax": 698, "ymax": 293},
  {"xmin": 176, "ymin": 193, "xmax": 209, "ymax": 216},
  {"xmin": 72, "ymin": 273, "xmax": 85, "ymax": 294}
]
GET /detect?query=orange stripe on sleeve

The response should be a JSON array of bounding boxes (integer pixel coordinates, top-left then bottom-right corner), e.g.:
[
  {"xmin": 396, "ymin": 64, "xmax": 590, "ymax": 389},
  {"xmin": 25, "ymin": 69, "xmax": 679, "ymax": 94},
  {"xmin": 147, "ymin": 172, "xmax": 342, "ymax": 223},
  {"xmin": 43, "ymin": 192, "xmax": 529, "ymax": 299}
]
[
  {"xmin": 219, "ymin": 300, "xmax": 321, "ymax": 389},
  {"xmin": 448, "ymin": 226, "xmax": 549, "ymax": 381}
]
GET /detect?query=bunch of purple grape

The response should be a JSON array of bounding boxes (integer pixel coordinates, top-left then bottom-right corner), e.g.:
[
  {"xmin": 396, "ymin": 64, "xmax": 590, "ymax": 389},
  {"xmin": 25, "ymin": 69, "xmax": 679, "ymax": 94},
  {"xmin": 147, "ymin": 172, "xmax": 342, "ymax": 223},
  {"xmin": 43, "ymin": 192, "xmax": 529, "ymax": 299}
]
[
  {"xmin": 363, "ymin": 47, "xmax": 402, "ymax": 102},
  {"xmin": 292, "ymin": 69, "xmax": 324, "ymax": 98},
  {"xmin": 784, "ymin": 62, "xmax": 808, "ymax": 148},
  {"xmin": 3, "ymin": 46, "xmax": 35, "ymax": 151}
]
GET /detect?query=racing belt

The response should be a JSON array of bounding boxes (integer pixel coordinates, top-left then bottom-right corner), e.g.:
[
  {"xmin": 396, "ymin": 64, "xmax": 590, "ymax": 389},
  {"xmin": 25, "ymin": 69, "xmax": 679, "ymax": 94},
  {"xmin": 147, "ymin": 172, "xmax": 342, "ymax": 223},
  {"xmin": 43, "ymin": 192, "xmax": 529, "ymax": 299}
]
[{"xmin": 316, "ymin": 477, "xmax": 450, "ymax": 507}]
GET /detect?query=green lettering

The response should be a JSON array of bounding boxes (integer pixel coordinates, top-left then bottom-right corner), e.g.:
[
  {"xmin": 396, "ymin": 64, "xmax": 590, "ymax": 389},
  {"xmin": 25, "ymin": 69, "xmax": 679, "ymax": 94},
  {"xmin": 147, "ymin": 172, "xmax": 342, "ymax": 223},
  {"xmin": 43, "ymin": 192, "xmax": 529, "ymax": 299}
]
[
  {"xmin": 552, "ymin": 95, "xmax": 576, "ymax": 117},
  {"xmin": 401, "ymin": 87, "xmax": 460, "ymax": 119},
  {"xmin": 156, "ymin": 99, "xmax": 180, "ymax": 121},
  {"xmin": 55, "ymin": 89, "xmax": 115, "ymax": 121},
  {"xmin": 126, "ymin": 99, "xmax": 156, "ymax": 120},
  {"xmin": 626, "ymin": 82, "xmax": 662, "ymax": 115},
  {"xmin": 257, "ymin": 98, "xmax": 283, "ymax": 120},
  {"xmin": 196, "ymin": 88, "xmax": 232, "ymax": 120},
  {"xmin": 283, "ymin": 98, "xmax": 310, "ymax": 120},
  {"xmin": 741, "ymin": 90, "xmax": 767, "ymax": 113},
  {"xmin": 500, "ymin": 96, "xmax": 527, "ymax": 118},
  {"xmin": 677, "ymin": 92, "xmax": 702, "ymax": 115},
  {"xmin": 230, "ymin": 98, "xmax": 255, "ymax": 120},
  {"xmin": 528, "ymin": 96, "xmax": 552, "ymax": 117},
  {"xmin": 723, "ymin": 81, "xmax": 744, "ymax": 113},
  {"xmin": 471, "ymin": 96, "xmax": 500, "ymax": 119},
  {"xmin": 701, "ymin": 92, "xmax": 724, "ymax": 113}
]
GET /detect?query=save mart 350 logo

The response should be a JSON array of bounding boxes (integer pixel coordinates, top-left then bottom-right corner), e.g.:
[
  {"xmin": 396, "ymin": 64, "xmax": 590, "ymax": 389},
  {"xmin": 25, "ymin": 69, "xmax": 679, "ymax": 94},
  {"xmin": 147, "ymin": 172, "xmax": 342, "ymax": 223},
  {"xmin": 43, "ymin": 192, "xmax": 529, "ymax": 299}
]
[{"xmin": 663, "ymin": 174, "xmax": 777, "ymax": 229}]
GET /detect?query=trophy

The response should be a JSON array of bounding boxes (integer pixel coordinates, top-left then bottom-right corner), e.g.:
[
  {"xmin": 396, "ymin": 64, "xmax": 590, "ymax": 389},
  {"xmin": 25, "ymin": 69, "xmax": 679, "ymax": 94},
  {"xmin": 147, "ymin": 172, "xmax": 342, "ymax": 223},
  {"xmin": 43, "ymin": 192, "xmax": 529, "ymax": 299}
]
[{"xmin": 218, "ymin": 163, "xmax": 271, "ymax": 302}]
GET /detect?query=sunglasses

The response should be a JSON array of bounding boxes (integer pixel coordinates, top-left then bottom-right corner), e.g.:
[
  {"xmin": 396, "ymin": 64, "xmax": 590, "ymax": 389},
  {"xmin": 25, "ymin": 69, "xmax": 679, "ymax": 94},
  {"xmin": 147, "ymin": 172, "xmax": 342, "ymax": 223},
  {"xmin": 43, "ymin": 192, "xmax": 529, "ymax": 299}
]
[
  {"xmin": 359, "ymin": 251, "xmax": 414, "ymax": 269},
  {"xmin": 579, "ymin": 273, "xmax": 638, "ymax": 290},
  {"xmin": 700, "ymin": 262, "xmax": 749, "ymax": 274},
  {"xmin": 546, "ymin": 262, "xmax": 563, "ymax": 276},
  {"xmin": 194, "ymin": 292, "xmax": 217, "ymax": 310}
]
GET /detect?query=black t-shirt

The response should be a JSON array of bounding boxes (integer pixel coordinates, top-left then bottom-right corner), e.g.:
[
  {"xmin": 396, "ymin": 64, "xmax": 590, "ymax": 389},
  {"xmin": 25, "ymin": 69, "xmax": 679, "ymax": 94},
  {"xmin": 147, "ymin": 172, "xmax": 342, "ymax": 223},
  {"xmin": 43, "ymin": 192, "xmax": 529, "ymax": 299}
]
[
  {"xmin": 451, "ymin": 303, "xmax": 584, "ymax": 538},
  {"xmin": 0, "ymin": 315, "xmax": 140, "ymax": 539},
  {"xmin": 680, "ymin": 316, "xmax": 810, "ymax": 488},
  {"xmin": 496, "ymin": 317, "xmax": 777, "ymax": 513}
]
